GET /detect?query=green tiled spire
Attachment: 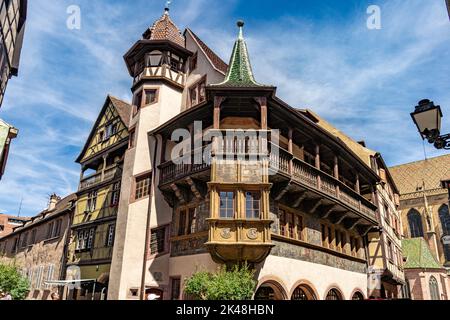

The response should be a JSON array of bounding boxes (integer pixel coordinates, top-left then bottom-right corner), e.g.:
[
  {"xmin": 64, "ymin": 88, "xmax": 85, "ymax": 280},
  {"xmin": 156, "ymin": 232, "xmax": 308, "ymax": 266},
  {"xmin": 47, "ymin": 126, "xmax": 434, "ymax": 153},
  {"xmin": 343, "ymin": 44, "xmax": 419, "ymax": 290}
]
[
  {"xmin": 402, "ymin": 238, "xmax": 443, "ymax": 269},
  {"xmin": 213, "ymin": 21, "xmax": 265, "ymax": 87}
]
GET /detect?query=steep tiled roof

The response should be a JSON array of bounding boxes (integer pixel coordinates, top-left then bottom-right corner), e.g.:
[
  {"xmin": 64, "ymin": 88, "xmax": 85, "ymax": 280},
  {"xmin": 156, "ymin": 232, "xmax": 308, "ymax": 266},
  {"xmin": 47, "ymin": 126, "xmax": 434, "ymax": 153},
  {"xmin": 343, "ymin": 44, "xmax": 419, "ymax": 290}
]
[
  {"xmin": 389, "ymin": 154, "xmax": 450, "ymax": 195},
  {"xmin": 109, "ymin": 95, "xmax": 132, "ymax": 129},
  {"xmin": 76, "ymin": 95, "xmax": 131, "ymax": 163},
  {"xmin": 4, "ymin": 194, "xmax": 77, "ymax": 238},
  {"xmin": 186, "ymin": 29, "xmax": 228, "ymax": 74},
  {"xmin": 212, "ymin": 21, "xmax": 267, "ymax": 88},
  {"xmin": 143, "ymin": 9, "xmax": 185, "ymax": 47},
  {"xmin": 402, "ymin": 238, "xmax": 443, "ymax": 269}
]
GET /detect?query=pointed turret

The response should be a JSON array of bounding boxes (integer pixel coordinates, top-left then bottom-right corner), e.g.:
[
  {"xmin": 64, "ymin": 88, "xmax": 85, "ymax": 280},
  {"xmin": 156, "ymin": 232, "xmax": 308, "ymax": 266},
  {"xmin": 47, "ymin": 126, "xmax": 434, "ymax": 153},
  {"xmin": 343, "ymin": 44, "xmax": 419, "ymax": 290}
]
[
  {"xmin": 212, "ymin": 21, "xmax": 266, "ymax": 87},
  {"xmin": 142, "ymin": 7, "xmax": 185, "ymax": 47}
]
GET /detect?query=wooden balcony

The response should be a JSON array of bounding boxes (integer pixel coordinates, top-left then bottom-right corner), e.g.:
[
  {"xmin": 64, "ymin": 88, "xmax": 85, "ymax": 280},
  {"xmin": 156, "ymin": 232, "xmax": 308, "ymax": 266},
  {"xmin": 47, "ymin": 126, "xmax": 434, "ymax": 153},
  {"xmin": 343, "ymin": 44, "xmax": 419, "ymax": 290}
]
[
  {"xmin": 79, "ymin": 165, "xmax": 122, "ymax": 191},
  {"xmin": 159, "ymin": 148, "xmax": 211, "ymax": 188},
  {"xmin": 133, "ymin": 64, "xmax": 186, "ymax": 89},
  {"xmin": 269, "ymin": 144, "xmax": 377, "ymax": 224}
]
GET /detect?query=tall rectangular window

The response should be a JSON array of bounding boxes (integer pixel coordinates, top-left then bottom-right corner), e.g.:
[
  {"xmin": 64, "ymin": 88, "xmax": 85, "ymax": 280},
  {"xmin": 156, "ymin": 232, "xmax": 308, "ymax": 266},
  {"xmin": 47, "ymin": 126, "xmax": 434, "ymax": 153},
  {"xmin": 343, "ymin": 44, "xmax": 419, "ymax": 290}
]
[
  {"xmin": 135, "ymin": 174, "xmax": 151, "ymax": 200},
  {"xmin": 87, "ymin": 228, "xmax": 95, "ymax": 250},
  {"xmin": 170, "ymin": 278, "xmax": 181, "ymax": 300},
  {"xmin": 187, "ymin": 208, "xmax": 197, "ymax": 235},
  {"xmin": 245, "ymin": 192, "xmax": 261, "ymax": 219},
  {"xmin": 21, "ymin": 232, "xmax": 28, "ymax": 248},
  {"xmin": 287, "ymin": 213, "xmax": 295, "ymax": 239},
  {"xmin": 111, "ymin": 182, "xmax": 121, "ymax": 206},
  {"xmin": 296, "ymin": 215, "xmax": 303, "ymax": 241},
  {"xmin": 150, "ymin": 227, "xmax": 167, "ymax": 255},
  {"xmin": 219, "ymin": 192, "xmax": 235, "ymax": 219},
  {"xmin": 335, "ymin": 230, "xmax": 341, "ymax": 252},
  {"xmin": 328, "ymin": 226, "xmax": 334, "ymax": 249},
  {"xmin": 87, "ymin": 191, "xmax": 98, "ymax": 212},
  {"xmin": 321, "ymin": 224, "xmax": 327, "ymax": 247},
  {"xmin": 53, "ymin": 219, "xmax": 62, "ymax": 238},
  {"xmin": 178, "ymin": 210, "xmax": 187, "ymax": 236},
  {"xmin": 279, "ymin": 210, "xmax": 287, "ymax": 237},
  {"xmin": 106, "ymin": 225, "xmax": 115, "ymax": 247},
  {"xmin": 30, "ymin": 229, "xmax": 37, "ymax": 245},
  {"xmin": 47, "ymin": 222, "xmax": 54, "ymax": 239}
]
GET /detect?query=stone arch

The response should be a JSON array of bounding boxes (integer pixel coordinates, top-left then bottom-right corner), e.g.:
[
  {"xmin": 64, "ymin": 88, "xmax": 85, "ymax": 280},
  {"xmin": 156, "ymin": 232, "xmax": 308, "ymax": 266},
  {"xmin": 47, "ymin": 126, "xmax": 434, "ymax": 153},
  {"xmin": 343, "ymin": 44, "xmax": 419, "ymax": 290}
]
[
  {"xmin": 323, "ymin": 284, "xmax": 345, "ymax": 300},
  {"xmin": 289, "ymin": 280, "xmax": 319, "ymax": 300},
  {"xmin": 255, "ymin": 276, "xmax": 289, "ymax": 300}
]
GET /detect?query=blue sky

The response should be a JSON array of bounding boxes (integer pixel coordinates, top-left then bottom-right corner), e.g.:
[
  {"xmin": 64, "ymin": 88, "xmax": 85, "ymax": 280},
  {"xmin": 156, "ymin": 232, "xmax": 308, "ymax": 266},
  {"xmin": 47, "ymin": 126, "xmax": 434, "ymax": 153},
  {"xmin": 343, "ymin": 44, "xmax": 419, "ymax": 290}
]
[{"xmin": 0, "ymin": 0, "xmax": 449, "ymax": 216}]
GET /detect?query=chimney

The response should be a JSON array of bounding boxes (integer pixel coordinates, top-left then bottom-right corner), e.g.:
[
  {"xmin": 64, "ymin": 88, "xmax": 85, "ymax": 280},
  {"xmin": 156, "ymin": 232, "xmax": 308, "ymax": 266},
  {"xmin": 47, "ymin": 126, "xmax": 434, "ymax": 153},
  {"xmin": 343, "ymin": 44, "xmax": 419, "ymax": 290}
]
[{"xmin": 48, "ymin": 194, "xmax": 60, "ymax": 211}]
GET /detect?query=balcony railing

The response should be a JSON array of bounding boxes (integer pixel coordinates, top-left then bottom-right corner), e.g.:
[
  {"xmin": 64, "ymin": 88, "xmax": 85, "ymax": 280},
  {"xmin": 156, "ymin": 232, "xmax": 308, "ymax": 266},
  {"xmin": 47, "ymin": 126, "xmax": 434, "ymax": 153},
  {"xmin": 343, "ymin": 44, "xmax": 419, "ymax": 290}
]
[
  {"xmin": 269, "ymin": 144, "xmax": 376, "ymax": 220},
  {"xmin": 79, "ymin": 165, "xmax": 122, "ymax": 191},
  {"xmin": 159, "ymin": 147, "xmax": 211, "ymax": 186}
]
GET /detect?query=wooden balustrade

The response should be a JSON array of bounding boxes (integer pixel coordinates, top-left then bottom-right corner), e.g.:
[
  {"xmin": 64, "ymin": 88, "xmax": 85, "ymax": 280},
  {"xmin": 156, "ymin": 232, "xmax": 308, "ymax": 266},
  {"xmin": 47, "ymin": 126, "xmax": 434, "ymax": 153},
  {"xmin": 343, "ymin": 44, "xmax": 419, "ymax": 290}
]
[{"xmin": 79, "ymin": 165, "xmax": 121, "ymax": 191}]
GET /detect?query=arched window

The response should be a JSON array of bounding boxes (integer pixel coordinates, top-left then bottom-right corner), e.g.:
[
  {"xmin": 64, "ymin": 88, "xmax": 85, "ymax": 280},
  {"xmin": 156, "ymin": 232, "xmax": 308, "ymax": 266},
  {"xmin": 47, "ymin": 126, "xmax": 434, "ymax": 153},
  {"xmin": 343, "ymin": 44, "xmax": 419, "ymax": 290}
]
[
  {"xmin": 255, "ymin": 282, "xmax": 287, "ymax": 300},
  {"xmin": 408, "ymin": 209, "xmax": 424, "ymax": 238},
  {"xmin": 439, "ymin": 205, "xmax": 450, "ymax": 262},
  {"xmin": 429, "ymin": 276, "xmax": 440, "ymax": 300},
  {"xmin": 439, "ymin": 205, "xmax": 450, "ymax": 235},
  {"xmin": 291, "ymin": 285, "xmax": 316, "ymax": 300},
  {"xmin": 352, "ymin": 292, "xmax": 364, "ymax": 300},
  {"xmin": 326, "ymin": 289, "xmax": 343, "ymax": 300}
]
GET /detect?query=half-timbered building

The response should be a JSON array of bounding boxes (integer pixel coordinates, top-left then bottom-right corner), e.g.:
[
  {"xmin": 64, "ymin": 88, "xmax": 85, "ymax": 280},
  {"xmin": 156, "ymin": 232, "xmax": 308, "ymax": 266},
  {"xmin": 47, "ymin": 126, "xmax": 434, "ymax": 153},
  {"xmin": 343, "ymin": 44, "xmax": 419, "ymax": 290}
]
[
  {"xmin": 107, "ymin": 7, "xmax": 383, "ymax": 300},
  {"xmin": 66, "ymin": 95, "xmax": 131, "ymax": 300}
]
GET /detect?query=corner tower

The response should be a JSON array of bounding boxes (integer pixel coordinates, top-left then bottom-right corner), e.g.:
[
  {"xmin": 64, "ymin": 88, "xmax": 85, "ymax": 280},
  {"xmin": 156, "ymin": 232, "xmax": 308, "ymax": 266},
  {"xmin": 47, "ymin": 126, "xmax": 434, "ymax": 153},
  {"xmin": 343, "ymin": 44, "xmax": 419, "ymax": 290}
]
[{"xmin": 109, "ymin": 7, "xmax": 192, "ymax": 300}]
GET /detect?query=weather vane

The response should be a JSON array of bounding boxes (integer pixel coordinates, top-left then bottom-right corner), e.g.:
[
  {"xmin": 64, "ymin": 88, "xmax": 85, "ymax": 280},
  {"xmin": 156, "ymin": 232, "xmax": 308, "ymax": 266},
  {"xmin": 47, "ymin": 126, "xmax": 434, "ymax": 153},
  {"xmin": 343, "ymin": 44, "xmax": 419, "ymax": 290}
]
[{"xmin": 166, "ymin": 0, "xmax": 172, "ymax": 11}]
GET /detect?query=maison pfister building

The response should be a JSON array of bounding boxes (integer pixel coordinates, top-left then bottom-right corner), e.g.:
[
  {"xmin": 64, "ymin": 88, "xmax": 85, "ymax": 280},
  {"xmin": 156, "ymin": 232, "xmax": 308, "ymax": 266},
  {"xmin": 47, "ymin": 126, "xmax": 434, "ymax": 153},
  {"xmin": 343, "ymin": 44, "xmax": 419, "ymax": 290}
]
[
  {"xmin": 106, "ymin": 8, "xmax": 382, "ymax": 301},
  {"xmin": 66, "ymin": 96, "xmax": 131, "ymax": 300}
]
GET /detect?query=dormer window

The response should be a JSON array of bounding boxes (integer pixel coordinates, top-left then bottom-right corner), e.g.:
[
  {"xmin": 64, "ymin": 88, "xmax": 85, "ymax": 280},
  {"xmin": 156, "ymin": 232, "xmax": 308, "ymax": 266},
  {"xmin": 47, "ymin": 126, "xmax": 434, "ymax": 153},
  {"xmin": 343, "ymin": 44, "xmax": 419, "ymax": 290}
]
[{"xmin": 189, "ymin": 78, "xmax": 206, "ymax": 107}]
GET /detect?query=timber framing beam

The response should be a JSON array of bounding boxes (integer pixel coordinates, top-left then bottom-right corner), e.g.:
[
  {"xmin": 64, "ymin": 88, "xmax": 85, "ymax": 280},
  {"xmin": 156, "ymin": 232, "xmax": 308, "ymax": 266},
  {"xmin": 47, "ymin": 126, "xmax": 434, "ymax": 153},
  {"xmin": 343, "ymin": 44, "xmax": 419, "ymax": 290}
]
[
  {"xmin": 305, "ymin": 199, "xmax": 323, "ymax": 214},
  {"xmin": 185, "ymin": 177, "xmax": 206, "ymax": 200},
  {"xmin": 344, "ymin": 218, "xmax": 362, "ymax": 231},
  {"xmin": 170, "ymin": 183, "xmax": 187, "ymax": 204},
  {"xmin": 273, "ymin": 181, "xmax": 292, "ymax": 201},
  {"xmin": 319, "ymin": 205, "xmax": 337, "ymax": 219}
]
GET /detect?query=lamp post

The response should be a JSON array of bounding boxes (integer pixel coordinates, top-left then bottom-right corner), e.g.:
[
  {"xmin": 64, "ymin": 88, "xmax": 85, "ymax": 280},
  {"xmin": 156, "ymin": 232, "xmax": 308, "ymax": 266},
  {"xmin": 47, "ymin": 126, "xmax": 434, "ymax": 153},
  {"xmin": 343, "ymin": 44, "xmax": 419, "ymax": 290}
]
[{"xmin": 411, "ymin": 99, "xmax": 450, "ymax": 150}]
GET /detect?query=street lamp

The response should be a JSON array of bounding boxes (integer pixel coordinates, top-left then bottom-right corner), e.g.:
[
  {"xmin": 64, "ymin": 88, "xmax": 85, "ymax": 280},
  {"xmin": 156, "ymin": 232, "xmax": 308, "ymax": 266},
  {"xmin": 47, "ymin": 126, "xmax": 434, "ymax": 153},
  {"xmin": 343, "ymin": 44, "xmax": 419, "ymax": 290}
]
[{"xmin": 411, "ymin": 99, "xmax": 450, "ymax": 150}]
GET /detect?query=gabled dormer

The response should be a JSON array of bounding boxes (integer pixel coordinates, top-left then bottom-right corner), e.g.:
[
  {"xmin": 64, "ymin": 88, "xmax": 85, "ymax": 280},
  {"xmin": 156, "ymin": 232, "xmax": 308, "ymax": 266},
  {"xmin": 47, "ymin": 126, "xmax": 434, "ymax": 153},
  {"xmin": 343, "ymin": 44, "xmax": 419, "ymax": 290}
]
[{"xmin": 76, "ymin": 96, "xmax": 131, "ymax": 191}]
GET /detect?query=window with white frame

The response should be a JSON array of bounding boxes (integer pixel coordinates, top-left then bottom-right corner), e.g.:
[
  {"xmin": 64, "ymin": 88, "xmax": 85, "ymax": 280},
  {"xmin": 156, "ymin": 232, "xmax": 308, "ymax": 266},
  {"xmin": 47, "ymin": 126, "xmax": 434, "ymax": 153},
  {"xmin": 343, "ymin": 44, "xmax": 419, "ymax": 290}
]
[
  {"xmin": 106, "ymin": 224, "xmax": 115, "ymax": 247},
  {"xmin": 111, "ymin": 182, "xmax": 121, "ymax": 207},
  {"xmin": 76, "ymin": 228, "xmax": 95, "ymax": 251},
  {"xmin": 86, "ymin": 191, "xmax": 98, "ymax": 213}
]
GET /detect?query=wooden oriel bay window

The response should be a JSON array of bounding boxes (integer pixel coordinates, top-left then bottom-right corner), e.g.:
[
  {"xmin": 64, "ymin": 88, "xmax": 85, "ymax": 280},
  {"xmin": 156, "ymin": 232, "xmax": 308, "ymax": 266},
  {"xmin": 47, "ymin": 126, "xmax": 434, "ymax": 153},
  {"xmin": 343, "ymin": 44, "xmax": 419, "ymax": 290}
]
[{"xmin": 278, "ymin": 208, "xmax": 304, "ymax": 241}]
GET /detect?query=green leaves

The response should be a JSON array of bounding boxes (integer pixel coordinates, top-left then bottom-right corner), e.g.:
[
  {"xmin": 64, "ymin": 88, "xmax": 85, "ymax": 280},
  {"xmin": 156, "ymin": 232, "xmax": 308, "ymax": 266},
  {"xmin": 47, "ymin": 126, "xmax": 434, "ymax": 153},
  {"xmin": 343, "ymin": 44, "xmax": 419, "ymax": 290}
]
[
  {"xmin": 0, "ymin": 264, "xmax": 30, "ymax": 300},
  {"xmin": 184, "ymin": 264, "xmax": 257, "ymax": 300}
]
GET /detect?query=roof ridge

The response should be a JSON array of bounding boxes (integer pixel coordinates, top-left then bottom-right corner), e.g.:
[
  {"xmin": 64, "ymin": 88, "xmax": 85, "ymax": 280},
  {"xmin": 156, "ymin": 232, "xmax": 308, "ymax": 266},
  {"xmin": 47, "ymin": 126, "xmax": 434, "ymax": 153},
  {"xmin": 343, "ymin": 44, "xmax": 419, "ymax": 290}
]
[
  {"xmin": 186, "ymin": 28, "xmax": 228, "ymax": 74},
  {"xmin": 108, "ymin": 94, "xmax": 131, "ymax": 106},
  {"xmin": 390, "ymin": 154, "xmax": 450, "ymax": 169}
]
